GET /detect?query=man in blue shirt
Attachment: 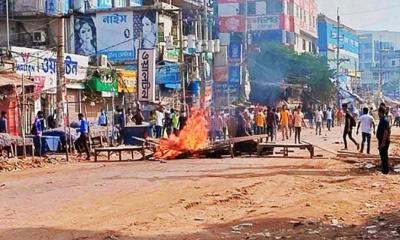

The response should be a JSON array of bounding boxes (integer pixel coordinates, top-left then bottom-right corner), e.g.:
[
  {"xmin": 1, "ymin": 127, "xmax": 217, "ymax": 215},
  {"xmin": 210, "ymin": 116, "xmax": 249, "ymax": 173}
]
[
  {"xmin": 377, "ymin": 106, "xmax": 391, "ymax": 174},
  {"xmin": 98, "ymin": 109, "xmax": 108, "ymax": 126},
  {"xmin": 75, "ymin": 113, "xmax": 90, "ymax": 160}
]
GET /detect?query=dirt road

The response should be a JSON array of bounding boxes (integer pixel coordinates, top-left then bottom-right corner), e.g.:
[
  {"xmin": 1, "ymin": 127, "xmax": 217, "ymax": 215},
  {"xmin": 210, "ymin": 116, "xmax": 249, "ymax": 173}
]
[{"xmin": 1, "ymin": 127, "xmax": 399, "ymax": 240}]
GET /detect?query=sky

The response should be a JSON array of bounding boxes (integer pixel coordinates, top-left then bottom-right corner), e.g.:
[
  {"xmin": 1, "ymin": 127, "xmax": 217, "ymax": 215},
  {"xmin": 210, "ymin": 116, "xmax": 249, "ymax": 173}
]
[{"xmin": 317, "ymin": 0, "xmax": 400, "ymax": 32}]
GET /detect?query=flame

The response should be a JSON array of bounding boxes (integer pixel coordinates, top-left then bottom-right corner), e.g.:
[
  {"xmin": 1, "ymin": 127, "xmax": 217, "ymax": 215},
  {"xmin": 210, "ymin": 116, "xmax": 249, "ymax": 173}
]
[{"xmin": 154, "ymin": 109, "xmax": 209, "ymax": 159}]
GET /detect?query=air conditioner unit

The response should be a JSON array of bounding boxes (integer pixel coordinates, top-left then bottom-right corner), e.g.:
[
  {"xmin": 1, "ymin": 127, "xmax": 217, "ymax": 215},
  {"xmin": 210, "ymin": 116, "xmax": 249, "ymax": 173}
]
[
  {"xmin": 97, "ymin": 55, "xmax": 108, "ymax": 68},
  {"xmin": 32, "ymin": 31, "xmax": 46, "ymax": 43}
]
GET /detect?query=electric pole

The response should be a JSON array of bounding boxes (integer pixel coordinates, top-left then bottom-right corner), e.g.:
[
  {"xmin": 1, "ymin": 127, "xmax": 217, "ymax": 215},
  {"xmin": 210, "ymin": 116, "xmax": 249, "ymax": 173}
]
[
  {"xmin": 56, "ymin": 17, "xmax": 66, "ymax": 127},
  {"xmin": 6, "ymin": 0, "xmax": 10, "ymax": 51},
  {"xmin": 241, "ymin": 0, "xmax": 248, "ymax": 102},
  {"xmin": 336, "ymin": 8, "xmax": 341, "ymax": 106},
  {"xmin": 56, "ymin": 17, "xmax": 69, "ymax": 161}
]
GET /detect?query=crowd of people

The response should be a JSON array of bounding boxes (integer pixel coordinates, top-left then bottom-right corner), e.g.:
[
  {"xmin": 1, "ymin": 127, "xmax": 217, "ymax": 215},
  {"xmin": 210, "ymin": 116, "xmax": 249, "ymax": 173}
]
[{"xmin": 0, "ymin": 101, "xmax": 397, "ymax": 173}]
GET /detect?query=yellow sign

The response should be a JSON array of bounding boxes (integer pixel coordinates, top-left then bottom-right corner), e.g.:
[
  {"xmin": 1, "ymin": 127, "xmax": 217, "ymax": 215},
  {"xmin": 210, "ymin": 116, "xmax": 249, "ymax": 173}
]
[{"xmin": 117, "ymin": 70, "xmax": 137, "ymax": 93}]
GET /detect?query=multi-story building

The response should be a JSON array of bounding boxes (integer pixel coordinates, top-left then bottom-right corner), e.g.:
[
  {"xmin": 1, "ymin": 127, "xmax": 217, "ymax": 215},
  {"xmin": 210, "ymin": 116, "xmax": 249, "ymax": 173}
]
[
  {"xmin": 317, "ymin": 14, "xmax": 359, "ymax": 75},
  {"xmin": 0, "ymin": 0, "xmax": 216, "ymax": 123},
  {"xmin": 217, "ymin": 0, "xmax": 318, "ymax": 54},
  {"xmin": 358, "ymin": 31, "xmax": 400, "ymax": 92}
]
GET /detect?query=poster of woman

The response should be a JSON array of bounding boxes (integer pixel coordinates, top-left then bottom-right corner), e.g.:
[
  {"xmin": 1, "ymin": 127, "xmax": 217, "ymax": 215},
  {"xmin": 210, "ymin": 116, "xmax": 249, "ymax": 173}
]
[
  {"xmin": 133, "ymin": 11, "xmax": 157, "ymax": 58},
  {"xmin": 74, "ymin": 16, "xmax": 97, "ymax": 56}
]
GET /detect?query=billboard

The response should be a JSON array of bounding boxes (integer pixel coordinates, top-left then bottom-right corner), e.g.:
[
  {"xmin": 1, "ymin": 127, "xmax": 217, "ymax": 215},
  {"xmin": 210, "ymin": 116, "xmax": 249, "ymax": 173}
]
[
  {"xmin": 12, "ymin": 46, "xmax": 89, "ymax": 93},
  {"xmin": 213, "ymin": 66, "xmax": 228, "ymax": 83},
  {"xmin": 219, "ymin": 16, "xmax": 245, "ymax": 33},
  {"xmin": 74, "ymin": 11, "xmax": 157, "ymax": 61},
  {"xmin": 228, "ymin": 43, "xmax": 242, "ymax": 61},
  {"xmin": 74, "ymin": 15, "xmax": 97, "ymax": 56},
  {"xmin": 96, "ymin": 11, "xmax": 134, "ymax": 62},
  {"xmin": 12, "ymin": 47, "xmax": 89, "ymax": 81},
  {"xmin": 133, "ymin": 11, "xmax": 157, "ymax": 56},
  {"xmin": 228, "ymin": 65, "xmax": 241, "ymax": 84},
  {"xmin": 138, "ymin": 49, "xmax": 156, "ymax": 102},
  {"xmin": 248, "ymin": 15, "xmax": 279, "ymax": 31}
]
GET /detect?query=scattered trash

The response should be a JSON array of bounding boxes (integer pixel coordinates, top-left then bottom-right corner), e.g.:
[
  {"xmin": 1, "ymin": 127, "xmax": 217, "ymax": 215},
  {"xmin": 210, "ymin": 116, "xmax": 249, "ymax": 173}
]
[
  {"xmin": 364, "ymin": 203, "xmax": 375, "ymax": 208},
  {"xmin": 231, "ymin": 223, "xmax": 253, "ymax": 231}
]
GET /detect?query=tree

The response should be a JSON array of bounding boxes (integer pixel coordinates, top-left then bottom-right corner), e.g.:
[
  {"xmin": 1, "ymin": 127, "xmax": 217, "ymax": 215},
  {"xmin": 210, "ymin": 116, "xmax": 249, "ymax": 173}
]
[{"xmin": 248, "ymin": 42, "xmax": 335, "ymax": 104}]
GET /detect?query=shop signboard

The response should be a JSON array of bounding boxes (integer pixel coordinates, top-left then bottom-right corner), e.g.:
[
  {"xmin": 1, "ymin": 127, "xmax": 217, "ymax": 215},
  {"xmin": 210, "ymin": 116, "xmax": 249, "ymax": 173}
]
[
  {"xmin": 12, "ymin": 46, "xmax": 89, "ymax": 92},
  {"xmin": 248, "ymin": 15, "xmax": 279, "ymax": 31},
  {"xmin": 138, "ymin": 49, "xmax": 156, "ymax": 102},
  {"xmin": 117, "ymin": 70, "xmax": 137, "ymax": 93},
  {"xmin": 228, "ymin": 43, "xmax": 242, "ymax": 62},
  {"xmin": 213, "ymin": 66, "xmax": 228, "ymax": 83},
  {"xmin": 228, "ymin": 65, "xmax": 241, "ymax": 84},
  {"xmin": 219, "ymin": 16, "xmax": 245, "ymax": 33}
]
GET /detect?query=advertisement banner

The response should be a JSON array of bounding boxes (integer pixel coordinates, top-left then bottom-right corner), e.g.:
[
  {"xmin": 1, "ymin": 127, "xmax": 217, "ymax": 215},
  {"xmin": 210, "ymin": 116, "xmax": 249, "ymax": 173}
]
[
  {"xmin": 228, "ymin": 43, "xmax": 242, "ymax": 61},
  {"xmin": 248, "ymin": 15, "xmax": 279, "ymax": 31},
  {"xmin": 96, "ymin": 11, "xmax": 134, "ymax": 62},
  {"xmin": 228, "ymin": 65, "xmax": 241, "ymax": 84},
  {"xmin": 133, "ymin": 11, "xmax": 157, "ymax": 59},
  {"xmin": 12, "ymin": 47, "xmax": 89, "ymax": 92},
  {"xmin": 214, "ymin": 46, "xmax": 228, "ymax": 67},
  {"xmin": 219, "ymin": 16, "xmax": 245, "ymax": 33},
  {"xmin": 74, "ymin": 15, "xmax": 97, "ymax": 56},
  {"xmin": 117, "ymin": 70, "xmax": 137, "ymax": 93},
  {"xmin": 156, "ymin": 64, "xmax": 180, "ymax": 85},
  {"xmin": 138, "ymin": 49, "xmax": 156, "ymax": 102},
  {"xmin": 213, "ymin": 66, "xmax": 228, "ymax": 83}
]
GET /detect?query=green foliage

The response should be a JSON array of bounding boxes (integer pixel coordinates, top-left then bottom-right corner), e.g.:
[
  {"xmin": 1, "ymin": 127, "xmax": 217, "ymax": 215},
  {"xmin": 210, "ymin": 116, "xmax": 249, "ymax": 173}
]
[{"xmin": 248, "ymin": 42, "xmax": 335, "ymax": 102}]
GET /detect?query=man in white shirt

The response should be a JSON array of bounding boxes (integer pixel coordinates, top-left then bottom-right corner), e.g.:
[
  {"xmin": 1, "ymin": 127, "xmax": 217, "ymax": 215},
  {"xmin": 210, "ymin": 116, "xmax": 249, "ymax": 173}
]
[
  {"xmin": 155, "ymin": 107, "xmax": 164, "ymax": 138},
  {"xmin": 326, "ymin": 107, "xmax": 333, "ymax": 131},
  {"xmin": 315, "ymin": 107, "xmax": 323, "ymax": 135},
  {"xmin": 356, "ymin": 107, "xmax": 376, "ymax": 154}
]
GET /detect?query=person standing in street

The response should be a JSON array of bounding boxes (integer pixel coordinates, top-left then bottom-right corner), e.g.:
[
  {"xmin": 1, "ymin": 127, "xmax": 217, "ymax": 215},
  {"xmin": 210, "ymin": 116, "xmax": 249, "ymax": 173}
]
[
  {"xmin": 32, "ymin": 111, "xmax": 45, "ymax": 156},
  {"xmin": 98, "ymin": 109, "xmax": 108, "ymax": 127},
  {"xmin": 342, "ymin": 103, "xmax": 359, "ymax": 150},
  {"xmin": 280, "ymin": 105, "xmax": 289, "ymax": 141},
  {"xmin": 0, "ymin": 111, "xmax": 7, "ymax": 133},
  {"xmin": 326, "ymin": 107, "xmax": 333, "ymax": 131},
  {"xmin": 356, "ymin": 107, "xmax": 375, "ymax": 154},
  {"xmin": 75, "ymin": 113, "xmax": 91, "ymax": 160},
  {"xmin": 255, "ymin": 109, "xmax": 265, "ymax": 135},
  {"xmin": 155, "ymin": 107, "xmax": 164, "ymax": 138},
  {"xmin": 293, "ymin": 106, "xmax": 306, "ymax": 144},
  {"xmin": 315, "ymin": 107, "xmax": 323, "ymax": 135},
  {"xmin": 377, "ymin": 106, "xmax": 391, "ymax": 174}
]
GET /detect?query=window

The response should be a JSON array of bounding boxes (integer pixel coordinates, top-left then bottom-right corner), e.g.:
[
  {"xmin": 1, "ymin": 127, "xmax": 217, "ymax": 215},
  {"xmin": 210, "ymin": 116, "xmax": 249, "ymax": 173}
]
[
  {"xmin": 308, "ymin": 42, "xmax": 312, "ymax": 52},
  {"xmin": 256, "ymin": 1, "xmax": 267, "ymax": 15},
  {"xmin": 303, "ymin": 39, "xmax": 306, "ymax": 51},
  {"xmin": 393, "ymin": 60, "xmax": 396, "ymax": 66},
  {"xmin": 247, "ymin": 2, "xmax": 256, "ymax": 15},
  {"xmin": 266, "ymin": 0, "xmax": 282, "ymax": 14},
  {"xmin": 158, "ymin": 23, "xmax": 165, "ymax": 42},
  {"xmin": 296, "ymin": 5, "xmax": 300, "ymax": 17}
]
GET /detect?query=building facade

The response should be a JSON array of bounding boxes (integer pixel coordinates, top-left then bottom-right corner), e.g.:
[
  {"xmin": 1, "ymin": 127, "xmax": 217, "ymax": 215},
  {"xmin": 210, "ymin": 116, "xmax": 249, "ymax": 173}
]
[
  {"xmin": 0, "ymin": 0, "xmax": 217, "ymax": 129},
  {"xmin": 217, "ymin": 0, "xmax": 318, "ymax": 53},
  {"xmin": 358, "ymin": 31, "xmax": 400, "ymax": 93},
  {"xmin": 317, "ymin": 14, "xmax": 359, "ymax": 75}
]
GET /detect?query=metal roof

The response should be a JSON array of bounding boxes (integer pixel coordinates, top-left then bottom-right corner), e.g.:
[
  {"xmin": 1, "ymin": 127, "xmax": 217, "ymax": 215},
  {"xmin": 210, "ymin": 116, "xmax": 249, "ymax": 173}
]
[{"xmin": 0, "ymin": 73, "xmax": 35, "ymax": 87}]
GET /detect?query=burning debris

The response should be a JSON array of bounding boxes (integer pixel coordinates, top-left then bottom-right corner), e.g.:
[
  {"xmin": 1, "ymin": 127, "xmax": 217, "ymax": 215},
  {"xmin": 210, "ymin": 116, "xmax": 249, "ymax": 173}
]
[{"xmin": 153, "ymin": 109, "xmax": 209, "ymax": 159}]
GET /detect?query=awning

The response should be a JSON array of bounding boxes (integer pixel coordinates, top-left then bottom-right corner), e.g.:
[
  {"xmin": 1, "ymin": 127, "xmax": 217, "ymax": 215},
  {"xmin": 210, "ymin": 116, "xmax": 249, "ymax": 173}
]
[
  {"xmin": 156, "ymin": 63, "xmax": 181, "ymax": 86},
  {"xmin": 0, "ymin": 73, "xmax": 35, "ymax": 87}
]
